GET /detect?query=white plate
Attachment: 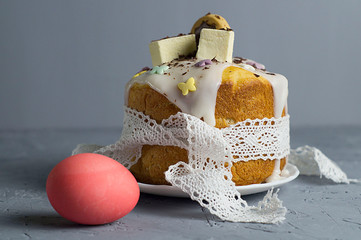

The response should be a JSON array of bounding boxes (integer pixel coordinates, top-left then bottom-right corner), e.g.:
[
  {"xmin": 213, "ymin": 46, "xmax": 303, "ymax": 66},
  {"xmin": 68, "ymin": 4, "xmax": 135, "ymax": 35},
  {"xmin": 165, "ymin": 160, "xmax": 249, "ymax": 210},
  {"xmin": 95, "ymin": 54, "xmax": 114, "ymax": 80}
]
[{"xmin": 138, "ymin": 163, "xmax": 299, "ymax": 198}]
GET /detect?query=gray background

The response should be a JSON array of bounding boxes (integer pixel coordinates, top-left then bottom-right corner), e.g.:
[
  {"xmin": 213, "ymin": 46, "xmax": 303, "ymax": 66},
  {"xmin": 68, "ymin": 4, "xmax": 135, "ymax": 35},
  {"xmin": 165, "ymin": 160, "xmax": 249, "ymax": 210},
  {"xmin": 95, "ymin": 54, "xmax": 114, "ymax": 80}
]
[{"xmin": 1, "ymin": 0, "xmax": 361, "ymax": 130}]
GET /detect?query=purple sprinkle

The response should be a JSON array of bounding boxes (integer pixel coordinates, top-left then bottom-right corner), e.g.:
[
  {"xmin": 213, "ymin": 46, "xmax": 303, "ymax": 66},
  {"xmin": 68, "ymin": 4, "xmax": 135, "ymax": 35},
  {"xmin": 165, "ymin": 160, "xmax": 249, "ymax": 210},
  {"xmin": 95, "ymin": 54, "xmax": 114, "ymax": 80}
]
[
  {"xmin": 245, "ymin": 60, "xmax": 265, "ymax": 70},
  {"xmin": 195, "ymin": 59, "xmax": 212, "ymax": 67}
]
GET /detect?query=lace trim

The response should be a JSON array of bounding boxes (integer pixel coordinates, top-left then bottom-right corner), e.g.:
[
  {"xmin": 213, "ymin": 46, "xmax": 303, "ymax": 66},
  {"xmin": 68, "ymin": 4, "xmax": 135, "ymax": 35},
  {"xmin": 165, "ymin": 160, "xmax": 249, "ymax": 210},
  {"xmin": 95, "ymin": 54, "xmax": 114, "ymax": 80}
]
[
  {"xmin": 72, "ymin": 108, "xmax": 358, "ymax": 223},
  {"xmin": 93, "ymin": 107, "xmax": 290, "ymax": 223}
]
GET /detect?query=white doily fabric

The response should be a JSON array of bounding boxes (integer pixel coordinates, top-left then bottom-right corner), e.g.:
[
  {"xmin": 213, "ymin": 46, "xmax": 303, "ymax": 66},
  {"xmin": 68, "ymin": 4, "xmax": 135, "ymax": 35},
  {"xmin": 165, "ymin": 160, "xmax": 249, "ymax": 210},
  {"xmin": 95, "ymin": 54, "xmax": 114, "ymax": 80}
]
[
  {"xmin": 72, "ymin": 107, "xmax": 357, "ymax": 224},
  {"xmin": 289, "ymin": 145, "xmax": 359, "ymax": 184},
  {"xmin": 73, "ymin": 107, "xmax": 289, "ymax": 224}
]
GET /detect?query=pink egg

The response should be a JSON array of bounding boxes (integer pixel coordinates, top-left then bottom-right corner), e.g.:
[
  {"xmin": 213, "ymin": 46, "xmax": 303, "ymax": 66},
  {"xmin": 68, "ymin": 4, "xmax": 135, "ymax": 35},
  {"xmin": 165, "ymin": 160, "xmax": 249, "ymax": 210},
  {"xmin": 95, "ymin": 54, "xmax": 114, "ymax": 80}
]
[{"xmin": 46, "ymin": 153, "xmax": 140, "ymax": 225}]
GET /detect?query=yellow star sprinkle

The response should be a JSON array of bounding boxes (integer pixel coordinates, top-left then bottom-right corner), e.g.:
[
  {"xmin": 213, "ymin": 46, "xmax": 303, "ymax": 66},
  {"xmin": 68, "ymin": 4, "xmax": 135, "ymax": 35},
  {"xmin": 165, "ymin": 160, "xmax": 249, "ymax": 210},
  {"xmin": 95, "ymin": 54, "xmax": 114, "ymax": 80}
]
[
  {"xmin": 132, "ymin": 70, "xmax": 147, "ymax": 79},
  {"xmin": 177, "ymin": 77, "xmax": 197, "ymax": 96}
]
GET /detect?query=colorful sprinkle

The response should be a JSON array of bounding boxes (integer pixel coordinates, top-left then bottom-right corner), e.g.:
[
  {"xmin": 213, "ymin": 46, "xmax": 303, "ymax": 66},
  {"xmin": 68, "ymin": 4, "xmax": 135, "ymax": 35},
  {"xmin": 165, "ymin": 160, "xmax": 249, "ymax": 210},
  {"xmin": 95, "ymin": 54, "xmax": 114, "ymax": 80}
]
[
  {"xmin": 195, "ymin": 59, "xmax": 212, "ymax": 67},
  {"xmin": 150, "ymin": 65, "xmax": 169, "ymax": 75},
  {"xmin": 233, "ymin": 57, "xmax": 246, "ymax": 64},
  {"xmin": 132, "ymin": 70, "xmax": 147, "ymax": 79},
  {"xmin": 245, "ymin": 60, "xmax": 265, "ymax": 70},
  {"xmin": 178, "ymin": 77, "xmax": 197, "ymax": 96}
]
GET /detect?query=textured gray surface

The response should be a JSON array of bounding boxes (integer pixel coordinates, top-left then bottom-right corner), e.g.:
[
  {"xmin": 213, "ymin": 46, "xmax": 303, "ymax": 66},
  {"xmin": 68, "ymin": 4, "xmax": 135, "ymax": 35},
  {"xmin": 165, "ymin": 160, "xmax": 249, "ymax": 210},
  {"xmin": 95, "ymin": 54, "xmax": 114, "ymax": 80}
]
[
  {"xmin": 0, "ymin": 127, "xmax": 360, "ymax": 240},
  {"xmin": 1, "ymin": 0, "xmax": 361, "ymax": 130}
]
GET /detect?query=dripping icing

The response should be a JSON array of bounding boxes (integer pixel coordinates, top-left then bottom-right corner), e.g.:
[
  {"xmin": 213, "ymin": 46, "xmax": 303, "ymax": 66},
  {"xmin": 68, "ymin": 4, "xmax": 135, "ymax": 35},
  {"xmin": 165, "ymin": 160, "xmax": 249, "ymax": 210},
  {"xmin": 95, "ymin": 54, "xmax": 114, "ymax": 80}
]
[
  {"xmin": 266, "ymin": 158, "xmax": 291, "ymax": 183},
  {"xmin": 125, "ymin": 58, "xmax": 288, "ymax": 126},
  {"xmin": 126, "ymin": 60, "xmax": 232, "ymax": 126}
]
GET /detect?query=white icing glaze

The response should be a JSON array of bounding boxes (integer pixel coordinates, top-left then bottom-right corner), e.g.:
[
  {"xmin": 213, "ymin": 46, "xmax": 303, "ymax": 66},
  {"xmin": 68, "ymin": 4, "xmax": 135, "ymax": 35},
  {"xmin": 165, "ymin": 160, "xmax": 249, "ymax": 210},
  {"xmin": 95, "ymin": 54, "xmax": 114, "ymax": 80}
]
[
  {"xmin": 126, "ymin": 60, "xmax": 232, "ymax": 126},
  {"xmin": 233, "ymin": 58, "xmax": 288, "ymax": 118},
  {"xmin": 126, "ymin": 58, "xmax": 288, "ymax": 125},
  {"xmin": 265, "ymin": 158, "xmax": 282, "ymax": 182},
  {"xmin": 250, "ymin": 69, "xmax": 288, "ymax": 118},
  {"xmin": 266, "ymin": 161, "xmax": 291, "ymax": 183}
]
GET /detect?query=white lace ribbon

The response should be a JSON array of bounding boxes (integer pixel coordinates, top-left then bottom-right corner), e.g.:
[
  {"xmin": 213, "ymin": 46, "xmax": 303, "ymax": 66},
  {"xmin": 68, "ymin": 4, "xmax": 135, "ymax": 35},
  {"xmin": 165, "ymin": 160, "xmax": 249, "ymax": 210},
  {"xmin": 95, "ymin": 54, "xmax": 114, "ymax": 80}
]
[
  {"xmin": 92, "ymin": 107, "xmax": 290, "ymax": 167},
  {"xmin": 74, "ymin": 107, "xmax": 289, "ymax": 223},
  {"xmin": 72, "ymin": 107, "xmax": 358, "ymax": 223},
  {"xmin": 289, "ymin": 146, "xmax": 359, "ymax": 184}
]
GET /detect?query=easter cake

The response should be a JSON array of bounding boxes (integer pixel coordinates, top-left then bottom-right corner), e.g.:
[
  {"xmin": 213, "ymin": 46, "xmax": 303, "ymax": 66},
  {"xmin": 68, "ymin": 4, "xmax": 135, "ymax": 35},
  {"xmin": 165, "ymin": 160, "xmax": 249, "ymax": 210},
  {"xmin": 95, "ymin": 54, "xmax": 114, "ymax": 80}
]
[{"xmin": 125, "ymin": 14, "xmax": 289, "ymax": 186}]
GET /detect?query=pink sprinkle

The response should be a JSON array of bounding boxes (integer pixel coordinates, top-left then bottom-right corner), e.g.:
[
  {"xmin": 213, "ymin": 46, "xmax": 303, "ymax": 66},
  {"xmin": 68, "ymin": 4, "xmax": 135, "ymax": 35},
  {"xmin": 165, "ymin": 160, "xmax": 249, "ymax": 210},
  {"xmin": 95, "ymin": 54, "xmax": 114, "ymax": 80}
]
[
  {"xmin": 245, "ymin": 60, "xmax": 265, "ymax": 70},
  {"xmin": 195, "ymin": 59, "xmax": 212, "ymax": 67}
]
